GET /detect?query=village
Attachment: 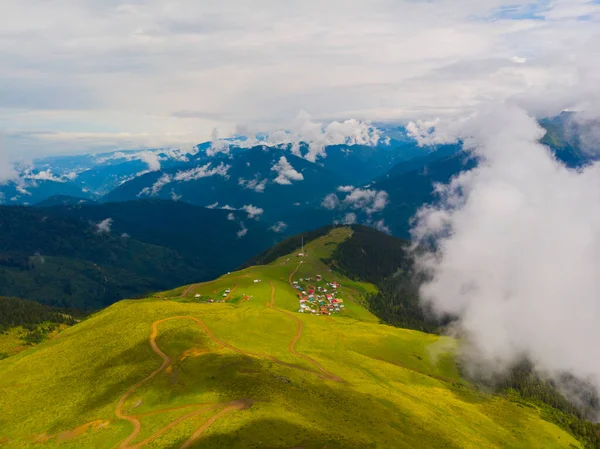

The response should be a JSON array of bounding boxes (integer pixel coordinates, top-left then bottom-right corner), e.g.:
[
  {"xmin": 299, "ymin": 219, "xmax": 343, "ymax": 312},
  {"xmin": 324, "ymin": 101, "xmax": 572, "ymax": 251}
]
[{"xmin": 293, "ymin": 274, "xmax": 345, "ymax": 316}]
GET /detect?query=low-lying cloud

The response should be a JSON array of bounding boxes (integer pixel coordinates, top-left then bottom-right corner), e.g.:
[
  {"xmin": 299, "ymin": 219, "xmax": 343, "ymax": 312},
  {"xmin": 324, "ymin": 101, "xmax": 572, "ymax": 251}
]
[
  {"xmin": 139, "ymin": 162, "xmax": 230, "ymax": 196},
  {"xmin": 271, "ymin": 156, "xmax": 304, "ymax": 185},
  {"xmin": 241, "ymin": 204, "xmax": 264, "ymax": 220},
  {"xmin": 411, "ymin": 104, "xmax": 600, "ymax": 404},
  {"xmin": 95, "ymin": 218, "xmax": 113, "ymax": 234}
]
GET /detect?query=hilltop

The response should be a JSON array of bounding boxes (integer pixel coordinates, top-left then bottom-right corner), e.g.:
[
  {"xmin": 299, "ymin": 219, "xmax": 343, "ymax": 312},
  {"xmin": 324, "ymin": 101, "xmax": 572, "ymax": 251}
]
[{"xmin": 0, "ymin": 227, "xmax": 584, "ymax": 448}]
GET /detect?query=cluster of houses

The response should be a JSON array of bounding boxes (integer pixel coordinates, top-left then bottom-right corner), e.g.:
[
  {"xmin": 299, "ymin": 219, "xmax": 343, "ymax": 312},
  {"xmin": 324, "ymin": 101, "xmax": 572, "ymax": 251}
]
[{"xmin": 293, "ymin": 274, "xmax": 345, "ymax": 316}]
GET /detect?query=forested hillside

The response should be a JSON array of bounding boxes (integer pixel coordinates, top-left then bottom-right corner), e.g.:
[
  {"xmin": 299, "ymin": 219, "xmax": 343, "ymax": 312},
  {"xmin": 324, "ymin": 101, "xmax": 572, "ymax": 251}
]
[
  {"xmin": 0, "ymin": 296, "xmax": 76, "ymax": 332},
  {"xmin": 0, "ymin": 207, "xmax": 213, "ymax": 308}
]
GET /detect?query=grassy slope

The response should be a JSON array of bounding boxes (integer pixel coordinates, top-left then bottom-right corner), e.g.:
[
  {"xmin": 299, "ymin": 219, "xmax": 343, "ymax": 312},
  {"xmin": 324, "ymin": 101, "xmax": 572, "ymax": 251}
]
[{"xmin": 0, "ymin": 228, "xmax": 581, "ymax": 449}]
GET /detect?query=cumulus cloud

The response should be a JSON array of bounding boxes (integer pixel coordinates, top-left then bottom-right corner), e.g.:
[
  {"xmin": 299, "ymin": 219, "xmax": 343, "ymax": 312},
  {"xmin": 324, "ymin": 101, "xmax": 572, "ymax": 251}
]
[
  {"xmin": 412, "ymin": 104, "xmax": 600, "ymax": 403},
  {"xmin": 322, "ymin": 187, "xmax": 388, "ymax": 215},
  {"xmin": 233, "ymin": 113, "xmax": 385, "ymax": 162},
  {"xmin": 342, "ymin": 213, "xmax": 357, "ymax": 225},
  {"xmin": 269, "ymin": 221, "xmax": 288, "ymax": 233},
  {"xmin": 138, "ymin": 151, "xmax": 162, "ymax": 171},
  {"xmin": 271, "ymin": 156, "xmax": 304, "ymax": 185},
  {"xmin": 321, "ymin": 193, "xmax": 340, "ymax": 210},
  {"xmin": 207, "ymin": 128, "xmax": 230, "ymax": 157},
  {"xmin": 242, "ymin": 204, "xmax": 264, "ymax": 220},
  {"xmin": 170, "ymin": 190, "xmax": 182, "ymax": 201},
  {"xmin": 343, "ymin": 188, "xmax": 389, "ymax": 214},
  {"xmin": 227, "ymin": 212, "xmax": 235, "ymax": 221},
  {"xmin": 370, "ymin": 219, "xmax": 391, "ymax": 234},
  {"xmin": 95, "ymin": 218, "xmax": 113, "ymax": 234},
  {"xmin": 238, "ymin": 176, "xmax": 267, "ymax": 192}
]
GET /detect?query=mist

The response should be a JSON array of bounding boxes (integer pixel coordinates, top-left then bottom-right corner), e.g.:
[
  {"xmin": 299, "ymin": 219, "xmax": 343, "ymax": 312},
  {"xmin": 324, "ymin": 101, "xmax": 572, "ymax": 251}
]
[{"xmin": 411, "ymin": 104, "xmax": 600, "ymax": 408}]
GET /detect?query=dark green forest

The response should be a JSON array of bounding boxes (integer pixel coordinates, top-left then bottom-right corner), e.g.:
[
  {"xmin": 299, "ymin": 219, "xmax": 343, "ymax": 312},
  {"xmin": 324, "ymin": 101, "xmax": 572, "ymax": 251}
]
[{"xmin": 0, "ymin": 206, "xmax": 213, "ymax": 309}]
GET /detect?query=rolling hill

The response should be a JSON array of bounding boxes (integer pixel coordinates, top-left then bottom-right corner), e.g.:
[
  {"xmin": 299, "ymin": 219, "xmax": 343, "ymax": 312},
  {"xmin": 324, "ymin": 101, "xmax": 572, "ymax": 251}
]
[{"xmin": 0, "ymin": 227, "xmax": 588, "ymax": 448}]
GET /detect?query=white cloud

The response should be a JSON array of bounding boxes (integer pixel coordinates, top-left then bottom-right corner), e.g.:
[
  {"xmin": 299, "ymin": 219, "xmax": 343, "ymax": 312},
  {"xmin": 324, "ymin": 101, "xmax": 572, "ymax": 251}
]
[
  {"xmin": 95, "ymin": 218, "xmax": 113, "ymax": 233},
  {"xmin": 321, "ymin": 193, "xmax": 340, "ymax": 210},
  {"xmin": 173, "ymin": 162, "xmax": 230, "ymax": 182},
  {"xmin": 271, "ymin": 156, "xmax": 304, "ymax": 185},
  {"xmin": 242, "ymin": 204, "xmax": 264, "ymax": 220},
  {"xmin": 238, "ymin": 176, "xmax": 267, "ymax": 192},
  {"xmin": 269, "ymin": 221, "xmax": 288, "ymax": 233},
  {"xmin": 233, "ymin": 113, "xmax": 386, "ymax": 161},
  {"xmin": 206, "ymin": 201, "xmax": 219, "ymax": 209},
  {"xmin": 207, "ymin": 128, "xmax": 230, "ymax": 157},
  {"xmin": 170, "ymin": 190, "xmax": 181, "ymax": 201},
  {"xmin": 227, "ymin": 212, "xmax": 235, "ymax": 221},
  {"xmin": 139, "ymin": 173, "xmax": 172, "ymax": 196},
  {"xmin": 138, "ymin": 162, "xmax": 230, "ymax": 196},
  {"xmin": 412, "ymin": 104, "xmax": 600, "ymax": 404},
  {"xmin": 237, "ymin": 222, "xmax": 248, "ymax": 238},
  {"xmin": 323, "ymin": 187, "xmax": 388, "ymax": 214},
  {"xmin": 371, "ymin": 218, "xmax": 390, "ymax": 234},
  {"xmin": 343, "ymin": 188, "xmax": 389, "ymax": 214},
  {"xmin": 342, "ymin": 213, "xmax": 357, "ymax": 225},
  {"xmin": 138, "ymin": 150, "xmax": 162, "ymax": 171},
  {"xmin": 15, "ymin": 184, "xmax": 31, "ymax": 196},
  {"xmin": 7, "ymin": 1, "xmax": 600, "ymax": 157}
]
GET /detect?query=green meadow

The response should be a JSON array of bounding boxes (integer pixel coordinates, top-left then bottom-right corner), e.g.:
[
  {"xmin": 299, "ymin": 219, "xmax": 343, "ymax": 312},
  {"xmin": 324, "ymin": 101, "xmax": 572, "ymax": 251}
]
[{"xmin": 0, "ymin": 228, "xmax": 582, "ymax": 448}]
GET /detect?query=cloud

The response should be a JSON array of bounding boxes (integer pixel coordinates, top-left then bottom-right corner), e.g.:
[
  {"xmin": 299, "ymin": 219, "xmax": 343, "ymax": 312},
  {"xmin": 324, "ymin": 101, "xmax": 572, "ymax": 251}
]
[
  {"xmin": 237, "ymin": 222, "xmax": 248, "ymax": 238},
  {"xmin": 241, "ymin": 204, "xmax": 264, "ymax": 220},
  {"xmin": 370, "ymin": 218, "xmax": 390, "ymax": 234},
  {"xmin": 343, "ymin": 188, "xmax": 389, "ymax": 214},
  {"xmin": 411, "ymin": 104, "xmax": 600, "ymax": 404},
  {"xmin": 233, "ymin": 113, "xmax": 386, "ymax": 162},
  {"xmin": 138, "ymin": 162, "xmax": 230, "ymax": 196},
  {"xmin": 269, "ymin": 221, "xmax": 288, "ymax": 233},
  {"xmin": 138, "ymin": 151, "xmax": 162, "ymax": 171},
  {"xmin": 0, "ymin": 139, "xmax": 18, "ymax": 184},
  {"xmin": 321, "ymin": 193, "xmax": 340, "ymax": 210},
  {"xmin": 227, "ymin": 212, "xmax": 235, "ymax": 221},
  {"xmin": 238, "ymin": 176, "xmax": 267, "ymax": 192},
  {"xmin": 139, "ymin": 173, "xmax": 172, "ymax": 196},
  {"xmin": 95, "ymin": 218, "xmax": 113, "ymax": 233},
  {"xmin": 323, "ymin": 187, "xmax": 388, "ymax": 214},
  {"xmin": 170, "ymin": 190, "xmax": 181, "ymax": 201},
  {"xmin": 271, "ymin": 156, "xmax": 304, "ymax": 185},
  {"xmin": 173, "ymin": 162, "xmax": 230, "ymax": 182},
  {"xmin": 342, "ymin": 213, "xmax": 357, "ymax": 225},
  {"xmin": 206, "ymin": 128, "xmax": 230, "ymax": 157},
  {"xmin": 2, "ymin": 1, "xmax": 600, "ymax": 158}
]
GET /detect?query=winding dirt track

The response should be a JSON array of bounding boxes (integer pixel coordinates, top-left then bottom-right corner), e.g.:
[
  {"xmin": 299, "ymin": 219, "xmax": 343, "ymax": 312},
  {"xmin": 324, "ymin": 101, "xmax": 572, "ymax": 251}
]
[
  {"xmin": 268, "ymin": 282, "xmax": 343, "ymax": 383},
  {"xmin": 114, "ymin": 287, "xmax": 341, "ymax": 449}
]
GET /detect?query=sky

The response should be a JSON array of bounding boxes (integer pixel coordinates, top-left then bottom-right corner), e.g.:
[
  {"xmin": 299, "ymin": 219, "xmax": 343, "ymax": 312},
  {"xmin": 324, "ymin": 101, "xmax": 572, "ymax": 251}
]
[{"xmin": 1, "ymin": 0, "xmax": 600, "ymax": 157}]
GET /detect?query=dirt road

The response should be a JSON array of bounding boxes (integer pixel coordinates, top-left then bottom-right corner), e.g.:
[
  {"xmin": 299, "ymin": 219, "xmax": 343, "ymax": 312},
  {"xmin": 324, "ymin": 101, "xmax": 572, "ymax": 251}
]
[
  {"xmin": 114, "ymin": 308, "xmax": 339, "ymax": 449},
  {"xmin": 268, "ymin": 282, "xmax": 343, "ymax": 382}
]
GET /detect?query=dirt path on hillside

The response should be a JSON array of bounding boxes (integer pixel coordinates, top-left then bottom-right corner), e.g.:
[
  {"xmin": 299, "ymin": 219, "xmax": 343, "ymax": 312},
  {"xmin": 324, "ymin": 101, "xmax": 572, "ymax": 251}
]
[
  {"xmin": 288, "ymin": 261, "xmax": 302, "ymax": 287},
  {"xmin": 268, "ymin": 282, "xmax": 343, "ymax": 383},
  {"xmin": 113, "ymin": 310, "xmax": 340, "ymax": 449}
]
